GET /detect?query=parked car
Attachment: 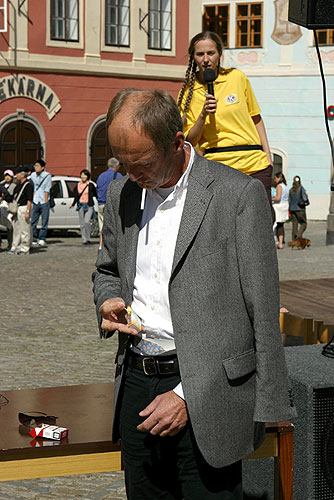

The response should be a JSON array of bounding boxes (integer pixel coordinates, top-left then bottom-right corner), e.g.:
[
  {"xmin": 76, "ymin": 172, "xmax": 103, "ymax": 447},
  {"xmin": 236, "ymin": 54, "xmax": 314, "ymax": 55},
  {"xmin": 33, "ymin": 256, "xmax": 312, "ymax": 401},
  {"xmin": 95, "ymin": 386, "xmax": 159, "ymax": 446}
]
[
  {"xmin": 48, "ymin": 176, "xmax": 99, "ymax": 236},
  {"xmin": 0, "ymin": 176, "xmax": 99, "ymax": 237}
]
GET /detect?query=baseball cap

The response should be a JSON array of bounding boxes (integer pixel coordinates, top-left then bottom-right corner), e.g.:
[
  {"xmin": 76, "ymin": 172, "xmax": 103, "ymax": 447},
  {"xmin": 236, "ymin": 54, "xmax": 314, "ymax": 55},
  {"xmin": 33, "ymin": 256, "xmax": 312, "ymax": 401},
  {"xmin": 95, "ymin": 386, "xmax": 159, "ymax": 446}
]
[
  {"xmin": 15, "ymin": 165, "xmax": 29, "ymax": 175},
  {"xmin": 4, "ymin": 169, "xmax": 14, "ymax": 177}
]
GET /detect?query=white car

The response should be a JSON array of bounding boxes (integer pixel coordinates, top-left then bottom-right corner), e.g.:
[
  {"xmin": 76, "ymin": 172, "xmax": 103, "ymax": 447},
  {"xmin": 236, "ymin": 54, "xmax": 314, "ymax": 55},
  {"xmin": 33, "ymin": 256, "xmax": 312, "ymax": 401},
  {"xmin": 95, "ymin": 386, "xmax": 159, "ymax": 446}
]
[
  {"xmin": 0, "ymin": 175, "xmax": 99, "ymax": 237},
  {"xmin": 48, "ymin": 175, "xmax": 99, "ymax": 236}
]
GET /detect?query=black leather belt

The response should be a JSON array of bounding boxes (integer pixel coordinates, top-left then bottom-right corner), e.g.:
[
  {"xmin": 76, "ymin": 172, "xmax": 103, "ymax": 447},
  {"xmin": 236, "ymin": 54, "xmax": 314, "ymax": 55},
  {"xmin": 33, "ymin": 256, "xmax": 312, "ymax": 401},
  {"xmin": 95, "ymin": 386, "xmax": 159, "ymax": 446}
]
[
  {"xmin": 128, "ymin": 351, "xmax": 179, "ymax": 376},
  {"xmin": 204, "ymin": 145, "xmax": 263, "ymax": 155}
]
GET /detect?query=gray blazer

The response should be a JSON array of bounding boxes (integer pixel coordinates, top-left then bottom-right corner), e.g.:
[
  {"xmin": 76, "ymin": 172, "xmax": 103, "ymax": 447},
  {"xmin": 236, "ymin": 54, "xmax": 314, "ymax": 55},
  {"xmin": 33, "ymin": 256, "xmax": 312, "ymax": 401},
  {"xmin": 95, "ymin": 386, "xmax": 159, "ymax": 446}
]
[{"xmin": 93, "ymin": 152, "xmax": 297, "ymax": 468}]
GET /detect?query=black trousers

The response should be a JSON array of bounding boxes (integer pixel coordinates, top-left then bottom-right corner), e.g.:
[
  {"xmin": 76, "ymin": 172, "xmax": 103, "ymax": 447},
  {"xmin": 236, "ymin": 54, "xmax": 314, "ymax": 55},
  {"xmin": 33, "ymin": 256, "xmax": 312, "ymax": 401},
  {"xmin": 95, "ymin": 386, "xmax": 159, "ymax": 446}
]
[
  {"xmin": 119, "ymin": 362, "xmax": 243, "ymax": 500},
  {"xmin": 290, "ymin": 210, "xmax": 307, "ymax": 239}
]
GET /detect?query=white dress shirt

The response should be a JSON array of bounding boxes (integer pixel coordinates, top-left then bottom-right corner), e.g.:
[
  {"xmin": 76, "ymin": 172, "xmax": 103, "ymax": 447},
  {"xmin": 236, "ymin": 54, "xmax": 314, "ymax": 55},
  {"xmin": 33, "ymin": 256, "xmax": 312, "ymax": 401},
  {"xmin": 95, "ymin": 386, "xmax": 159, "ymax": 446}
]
[{"xmin": 131, "ymin": 143, "xmax": 194, "ymax": 399}]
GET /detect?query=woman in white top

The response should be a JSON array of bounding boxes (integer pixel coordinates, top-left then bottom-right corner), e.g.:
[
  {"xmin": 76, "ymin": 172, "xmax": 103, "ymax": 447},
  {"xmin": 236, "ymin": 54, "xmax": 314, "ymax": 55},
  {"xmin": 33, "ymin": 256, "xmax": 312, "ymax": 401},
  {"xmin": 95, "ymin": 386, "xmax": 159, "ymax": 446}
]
[{"xmin": 272, "ymin": 172, "xmax": 289, "ymax": 249}]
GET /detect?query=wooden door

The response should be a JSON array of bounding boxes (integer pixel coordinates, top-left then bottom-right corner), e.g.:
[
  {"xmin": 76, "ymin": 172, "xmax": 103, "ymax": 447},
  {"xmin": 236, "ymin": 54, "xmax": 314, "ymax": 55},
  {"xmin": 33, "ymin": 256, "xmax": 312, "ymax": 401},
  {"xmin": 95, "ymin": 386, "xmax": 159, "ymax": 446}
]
[
  {"xmin": 90, "ymin": 120, "xmax": 113, "ymax": 182},
  {"xmin": 0, "ymin": 120, "xmax": 42, "ymax": 177}
]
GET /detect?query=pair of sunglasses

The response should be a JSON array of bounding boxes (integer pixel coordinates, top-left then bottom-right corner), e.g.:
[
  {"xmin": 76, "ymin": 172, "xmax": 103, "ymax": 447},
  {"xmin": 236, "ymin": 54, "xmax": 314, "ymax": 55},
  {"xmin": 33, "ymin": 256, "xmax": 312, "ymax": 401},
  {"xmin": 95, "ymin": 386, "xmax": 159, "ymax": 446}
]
[{"xmin": 18, "ymin": 412, "xmax": 58, "ymax": 428}]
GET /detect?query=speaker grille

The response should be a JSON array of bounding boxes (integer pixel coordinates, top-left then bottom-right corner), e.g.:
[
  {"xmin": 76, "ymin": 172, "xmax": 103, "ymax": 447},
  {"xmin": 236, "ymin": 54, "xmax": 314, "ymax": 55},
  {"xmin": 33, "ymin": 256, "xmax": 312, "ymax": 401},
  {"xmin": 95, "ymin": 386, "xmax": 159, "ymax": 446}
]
[
  {"xmin": 314, "ymin": 0, "xmax": 334, "ymax": 25},
  {"xmin": 314, "ymin": 388, "xmax": 334, "ymax": 499}
]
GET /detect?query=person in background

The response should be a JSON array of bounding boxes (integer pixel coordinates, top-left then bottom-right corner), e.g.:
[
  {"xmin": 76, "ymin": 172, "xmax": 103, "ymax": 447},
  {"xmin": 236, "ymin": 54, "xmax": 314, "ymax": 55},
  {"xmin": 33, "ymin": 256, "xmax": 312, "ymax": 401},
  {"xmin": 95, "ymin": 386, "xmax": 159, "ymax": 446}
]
[
  {"xmin": 289, "ymin": 175, "xmax": 308, "ymax": 240},
  {"xmin": 272, "ymin": 172, "xmax": 289, "ymax": 249},
  {"xmin": 178, "ymin": 31, "xmax": 274, "ymax": 222},
  {"xmin": 70, "ymin": 169, "xmax": 97, "ymax": 245},
  {"xmin": 9, "ymin": 166, "xmax": 33, "ymax": 255},
  {"xmin": 0, "ymin": 169, "xmax": 15, "ymax": 250},
  {"xmin": 96, "ymin": 157, "xmax": 122, "ymax": 249},
  {"xmin": 30, "ymin": 159, "xmax": 52, "ymax": 248}
]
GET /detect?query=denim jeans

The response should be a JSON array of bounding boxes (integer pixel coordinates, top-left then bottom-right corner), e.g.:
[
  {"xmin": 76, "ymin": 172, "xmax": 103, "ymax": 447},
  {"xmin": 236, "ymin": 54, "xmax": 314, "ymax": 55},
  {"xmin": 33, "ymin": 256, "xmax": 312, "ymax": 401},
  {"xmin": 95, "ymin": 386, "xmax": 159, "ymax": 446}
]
[
  {"xmin": 31, "ymin": 202, "xmax": 50, "ymax": 242},
  {"xmin": 78, "ymin": 205, "xmax": 93, "ymax": 243}
]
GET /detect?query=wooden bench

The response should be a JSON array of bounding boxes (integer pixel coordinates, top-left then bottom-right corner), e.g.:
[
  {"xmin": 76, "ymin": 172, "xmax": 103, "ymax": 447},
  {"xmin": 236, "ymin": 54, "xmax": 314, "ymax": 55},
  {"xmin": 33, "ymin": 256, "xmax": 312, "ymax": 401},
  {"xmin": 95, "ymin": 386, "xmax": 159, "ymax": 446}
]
[
  {"xmin": 0, "ymin": 383, "xmax": 294, "ymax": 499},
  {"xmin": 280, "ymin": 312, "xmax": 314, "ymax": 345},
  {"xmin": 314, "ymin": 319, "xmax": 334, "ymax": 344},
  {"xmin": 280, "ymin": 279, "xmax": 334, "ymax": 330},
  {"xmin": 280, "ymin": 279, "xmax": 334, "ymax": 347}
]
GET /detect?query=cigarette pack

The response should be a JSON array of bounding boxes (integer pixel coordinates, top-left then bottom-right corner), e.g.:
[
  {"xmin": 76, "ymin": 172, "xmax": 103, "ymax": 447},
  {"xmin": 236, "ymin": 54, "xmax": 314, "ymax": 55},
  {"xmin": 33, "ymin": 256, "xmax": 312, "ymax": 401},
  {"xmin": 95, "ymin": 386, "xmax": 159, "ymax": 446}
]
[
  {"xmin": 29, "ymin": 423, "xmax": 69, "ymax": 441},
  {"xmin": 126, "ymin": 306, "xmax": 143, "ymax": 333}
]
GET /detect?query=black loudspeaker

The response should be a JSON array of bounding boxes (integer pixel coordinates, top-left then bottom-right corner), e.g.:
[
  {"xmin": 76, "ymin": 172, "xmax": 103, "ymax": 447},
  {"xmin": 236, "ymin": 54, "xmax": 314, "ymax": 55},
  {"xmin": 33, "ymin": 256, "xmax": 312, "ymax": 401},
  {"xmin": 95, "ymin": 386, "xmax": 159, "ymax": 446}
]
[
  {"xmin": 285, "ymin": 344, "xmax": 334, "ymax": 500},
  {"xmin": 288, "ymin": 0, "xmax": 334, "ymax": 29}
]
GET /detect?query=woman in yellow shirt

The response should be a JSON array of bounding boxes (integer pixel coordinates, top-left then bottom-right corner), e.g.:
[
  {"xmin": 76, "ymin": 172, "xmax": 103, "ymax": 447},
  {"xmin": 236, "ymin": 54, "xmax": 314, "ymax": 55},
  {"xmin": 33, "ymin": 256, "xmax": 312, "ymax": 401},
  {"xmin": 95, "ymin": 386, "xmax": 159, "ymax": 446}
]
[{"xmin": 178, "ymin": 31, "xmax": 273, "ymax": 212}]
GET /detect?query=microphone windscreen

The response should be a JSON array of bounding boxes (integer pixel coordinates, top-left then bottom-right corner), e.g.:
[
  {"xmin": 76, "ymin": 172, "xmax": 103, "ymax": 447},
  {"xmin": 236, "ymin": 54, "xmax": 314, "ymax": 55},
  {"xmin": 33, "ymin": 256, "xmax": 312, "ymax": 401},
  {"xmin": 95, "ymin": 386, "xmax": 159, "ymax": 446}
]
[{"xmin": 203, "ymin": 68, "xmax": 216, "ymax": 83}]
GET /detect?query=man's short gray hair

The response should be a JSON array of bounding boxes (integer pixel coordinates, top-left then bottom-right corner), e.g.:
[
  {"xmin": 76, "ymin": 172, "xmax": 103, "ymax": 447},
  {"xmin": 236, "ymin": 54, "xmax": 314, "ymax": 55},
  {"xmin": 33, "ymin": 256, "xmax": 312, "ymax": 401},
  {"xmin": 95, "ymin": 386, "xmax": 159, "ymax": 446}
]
[
  {"xmin": 107, "ymin": 157, "xmax": 119, "ymax": 168},
  {"xmin": 106, "ymin": 89, "xmax": 183, "ymax": 156}
]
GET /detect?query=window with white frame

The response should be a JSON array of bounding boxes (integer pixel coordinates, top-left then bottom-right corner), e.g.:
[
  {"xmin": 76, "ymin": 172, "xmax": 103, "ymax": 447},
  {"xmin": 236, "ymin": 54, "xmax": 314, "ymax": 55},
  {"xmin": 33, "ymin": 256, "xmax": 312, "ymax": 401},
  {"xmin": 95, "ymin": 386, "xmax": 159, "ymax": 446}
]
[
  {"xmin": 203, "ymin": 2, "xmax": 263, "ymax": 49},
  {"xmin": 105, "ymin": 0, "xmax": 130, "ymax": 47},
  {"xmin": 149, "ymin": 0, "xmax": 172, "ymax": 51},
  {"xmin": 0, "ymin": 0, "xmax": 8, "ymax": 33},
  {"xmin": 236, "ymin": 3, "xmax": 262, "ymax": 48},
  {"xmin": 203, "ymin": 4, "xmax": 230, "ymax": 48},
  {"xmin": 51, "ymin": 0, "xmax": 79, "ymax": 42}
]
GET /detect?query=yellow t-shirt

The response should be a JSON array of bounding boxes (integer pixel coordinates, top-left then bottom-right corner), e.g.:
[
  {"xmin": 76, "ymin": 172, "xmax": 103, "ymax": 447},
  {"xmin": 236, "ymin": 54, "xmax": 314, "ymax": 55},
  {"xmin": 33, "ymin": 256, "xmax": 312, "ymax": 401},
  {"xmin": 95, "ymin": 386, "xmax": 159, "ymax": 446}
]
[{"xmin": 178, "ymin": 68, "xmax": 269, "ymax": 175}]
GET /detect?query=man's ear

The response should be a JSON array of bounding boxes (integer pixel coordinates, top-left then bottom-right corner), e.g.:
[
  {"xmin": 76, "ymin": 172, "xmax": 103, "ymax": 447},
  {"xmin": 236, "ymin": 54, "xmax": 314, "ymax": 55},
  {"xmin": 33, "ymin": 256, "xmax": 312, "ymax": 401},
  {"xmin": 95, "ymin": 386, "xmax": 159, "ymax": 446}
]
[{"xmin": 173, "ymin": 131, "xmax": 185, "ymax": 154}]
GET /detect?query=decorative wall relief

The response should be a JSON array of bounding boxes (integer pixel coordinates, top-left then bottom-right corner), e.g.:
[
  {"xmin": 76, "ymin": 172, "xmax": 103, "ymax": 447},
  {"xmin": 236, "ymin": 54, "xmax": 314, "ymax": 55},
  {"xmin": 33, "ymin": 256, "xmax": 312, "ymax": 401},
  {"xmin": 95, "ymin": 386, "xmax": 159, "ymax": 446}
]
[
  {"xmin": 229, "ymin": 50, "xmax": 267, "ymax": 66},
  {"xmin": 307, "ymin": 48, "xmax": 334, "ymax": 63},
  {"xmin": 272, "ymin": 0, "xmax": 302, "ymax": 45}
]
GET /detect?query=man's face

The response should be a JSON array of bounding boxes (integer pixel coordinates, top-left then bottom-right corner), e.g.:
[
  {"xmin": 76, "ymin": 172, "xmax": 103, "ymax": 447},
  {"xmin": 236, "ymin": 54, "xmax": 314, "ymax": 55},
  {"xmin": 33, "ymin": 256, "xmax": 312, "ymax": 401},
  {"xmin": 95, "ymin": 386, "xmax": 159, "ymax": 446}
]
[
  {"xmin": 34, "ymin": 163, "xmax": 43, "ymax": 174},
  {"xmin": 108, "ymin": 110, "xmax": 184, "ymax": 190},
  {"xmin": 16, "ymin": 172, "xmax": 25, "ymax": 182}
]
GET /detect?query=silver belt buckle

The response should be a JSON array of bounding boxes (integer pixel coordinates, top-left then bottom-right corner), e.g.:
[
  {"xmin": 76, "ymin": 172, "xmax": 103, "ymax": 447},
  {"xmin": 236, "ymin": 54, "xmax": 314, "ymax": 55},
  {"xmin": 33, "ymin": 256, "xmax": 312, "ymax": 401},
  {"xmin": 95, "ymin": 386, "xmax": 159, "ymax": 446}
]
[{"xmin": 142, "ymin": 357, "xmax": 157, "ymax": 376}]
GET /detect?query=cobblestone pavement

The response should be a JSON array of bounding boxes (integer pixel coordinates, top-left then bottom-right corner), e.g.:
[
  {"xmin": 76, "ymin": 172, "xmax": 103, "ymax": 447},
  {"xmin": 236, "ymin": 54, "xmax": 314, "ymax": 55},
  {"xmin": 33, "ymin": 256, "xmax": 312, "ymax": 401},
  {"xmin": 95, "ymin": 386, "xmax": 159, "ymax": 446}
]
[{"xmin": 1, "ymin": 221, "xmax": 333, "ymax": 499}]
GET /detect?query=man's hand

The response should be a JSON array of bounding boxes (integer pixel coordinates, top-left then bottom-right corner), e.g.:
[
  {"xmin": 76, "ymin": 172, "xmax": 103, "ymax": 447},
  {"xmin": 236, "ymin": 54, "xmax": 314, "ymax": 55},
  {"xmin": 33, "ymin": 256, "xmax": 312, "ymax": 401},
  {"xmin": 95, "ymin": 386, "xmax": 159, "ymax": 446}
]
[
  {"xmin": 99, "ymin": 298, "xmax": 142, "ymax": 336},
  {"xmin": 137, "ymin": 390, "xmax": 188, "ymax": 437}
]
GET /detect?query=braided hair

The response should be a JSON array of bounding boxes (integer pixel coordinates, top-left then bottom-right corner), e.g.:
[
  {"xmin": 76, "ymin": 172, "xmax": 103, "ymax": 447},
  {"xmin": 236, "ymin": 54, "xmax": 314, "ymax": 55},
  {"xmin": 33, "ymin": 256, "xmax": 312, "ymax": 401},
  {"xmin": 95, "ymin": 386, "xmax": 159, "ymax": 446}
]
[{"xmin": 178, "ymin": 31, "xmax": 232, "ymax": 118}]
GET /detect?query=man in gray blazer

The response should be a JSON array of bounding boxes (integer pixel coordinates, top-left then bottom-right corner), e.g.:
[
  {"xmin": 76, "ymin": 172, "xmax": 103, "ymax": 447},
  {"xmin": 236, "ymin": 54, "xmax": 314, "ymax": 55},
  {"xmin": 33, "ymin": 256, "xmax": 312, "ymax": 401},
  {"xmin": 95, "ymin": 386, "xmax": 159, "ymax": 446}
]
[{"xmin": 93, "ymin": 89, "xmax": 296, "ymax": 500}]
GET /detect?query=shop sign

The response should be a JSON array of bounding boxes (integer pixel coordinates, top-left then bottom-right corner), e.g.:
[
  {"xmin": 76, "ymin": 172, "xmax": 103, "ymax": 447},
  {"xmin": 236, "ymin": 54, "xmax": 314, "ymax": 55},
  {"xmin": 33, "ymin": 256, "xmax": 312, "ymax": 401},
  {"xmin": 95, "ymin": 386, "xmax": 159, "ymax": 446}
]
[{"xmin": 0, "ymin": 74, "xmax": 61, "ymax": 120}]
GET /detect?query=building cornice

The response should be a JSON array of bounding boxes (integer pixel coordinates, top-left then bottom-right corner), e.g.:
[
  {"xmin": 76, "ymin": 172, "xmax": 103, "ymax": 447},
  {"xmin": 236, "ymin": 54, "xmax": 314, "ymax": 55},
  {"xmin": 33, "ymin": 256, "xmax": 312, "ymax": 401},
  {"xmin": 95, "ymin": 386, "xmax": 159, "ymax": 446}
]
[{"xmin": 1, "ymin": 51, "xmax": 333, "ymax": 80}]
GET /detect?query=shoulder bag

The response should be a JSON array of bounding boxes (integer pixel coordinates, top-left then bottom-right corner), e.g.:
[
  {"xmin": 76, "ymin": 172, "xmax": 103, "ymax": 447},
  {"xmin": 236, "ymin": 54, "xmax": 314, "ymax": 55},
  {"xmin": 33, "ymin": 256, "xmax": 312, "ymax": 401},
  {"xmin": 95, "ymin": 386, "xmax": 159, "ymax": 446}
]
[
  {"xmin": 298, "ymin": 186, "xmax": 310, "ymax": 209},
  {"xmin": 8, "ymin": 182, "xmax": 29, "ymax": 215}
]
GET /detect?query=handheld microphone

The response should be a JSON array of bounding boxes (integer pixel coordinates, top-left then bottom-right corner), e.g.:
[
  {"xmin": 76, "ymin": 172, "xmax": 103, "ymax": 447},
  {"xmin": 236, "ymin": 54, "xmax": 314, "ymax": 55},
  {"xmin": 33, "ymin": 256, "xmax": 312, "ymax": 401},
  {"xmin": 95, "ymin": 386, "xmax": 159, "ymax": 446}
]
[{"xmin": 203, "ymin": 68, "xmax": 216, "ymax": 97}]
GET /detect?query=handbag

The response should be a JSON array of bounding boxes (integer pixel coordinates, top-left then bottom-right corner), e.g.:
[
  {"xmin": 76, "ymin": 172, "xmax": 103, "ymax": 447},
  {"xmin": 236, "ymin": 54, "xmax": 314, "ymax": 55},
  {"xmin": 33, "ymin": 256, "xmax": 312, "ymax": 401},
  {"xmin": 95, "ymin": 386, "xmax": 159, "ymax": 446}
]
[
  {"xmin": 7, "ymin": 182, "xmax": 29, "ymax": 215},
  {"xmin": 298, "ymin": 187, "xmax": 310, "ymax": 209}
]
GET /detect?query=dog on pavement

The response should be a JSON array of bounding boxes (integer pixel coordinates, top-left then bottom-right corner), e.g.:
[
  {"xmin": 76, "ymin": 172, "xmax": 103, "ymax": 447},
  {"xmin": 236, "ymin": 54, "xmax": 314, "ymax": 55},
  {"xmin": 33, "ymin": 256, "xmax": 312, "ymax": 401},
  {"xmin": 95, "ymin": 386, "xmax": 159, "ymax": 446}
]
[{"xmin": 288, "ymin": 237, "xmax": 311, "ymax": 249}]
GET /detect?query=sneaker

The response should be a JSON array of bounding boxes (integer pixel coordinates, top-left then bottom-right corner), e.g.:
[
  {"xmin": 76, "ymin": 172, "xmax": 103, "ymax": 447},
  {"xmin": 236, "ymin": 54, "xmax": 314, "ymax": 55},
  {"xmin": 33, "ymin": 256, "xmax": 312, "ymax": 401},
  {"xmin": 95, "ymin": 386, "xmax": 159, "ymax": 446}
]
[
  {"xmin": 38, "ymin": 240, "xmax": 47, "ymax": 247},
  {"xmin": 17, "ymin": 250, "xmax": 30, "ymax": 255},
  {"xmin": 31, "ymin": 241, "xmax": 39, "ymax": 247},
  {"xmin": 7, "ymin": 250, "xmax": 15, "ymax": 255}
]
